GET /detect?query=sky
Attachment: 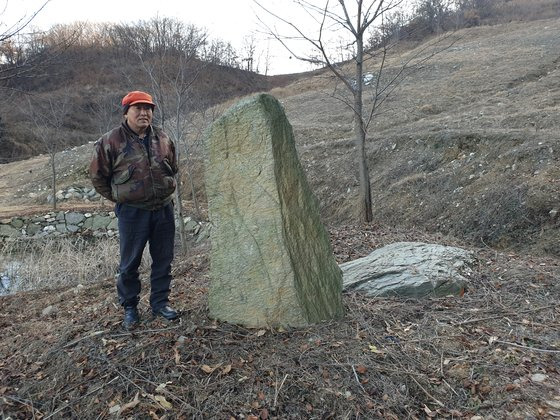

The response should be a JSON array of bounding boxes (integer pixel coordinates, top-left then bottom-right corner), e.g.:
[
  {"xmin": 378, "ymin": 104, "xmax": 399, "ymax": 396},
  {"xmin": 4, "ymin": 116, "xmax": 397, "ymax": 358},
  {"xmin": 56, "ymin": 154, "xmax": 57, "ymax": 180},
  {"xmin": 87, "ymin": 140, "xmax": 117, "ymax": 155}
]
[{"xmin": 1, "ymin": 0, "xmax": 320, "ymax": 75}]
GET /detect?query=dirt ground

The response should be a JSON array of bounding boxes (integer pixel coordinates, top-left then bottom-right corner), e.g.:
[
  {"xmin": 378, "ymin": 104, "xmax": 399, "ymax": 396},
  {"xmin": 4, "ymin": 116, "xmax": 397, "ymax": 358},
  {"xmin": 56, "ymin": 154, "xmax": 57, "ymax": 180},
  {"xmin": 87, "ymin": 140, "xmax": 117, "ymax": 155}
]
[{"xmin": 1, "ymin": 225, "xmax": 559, "ymax": 419}]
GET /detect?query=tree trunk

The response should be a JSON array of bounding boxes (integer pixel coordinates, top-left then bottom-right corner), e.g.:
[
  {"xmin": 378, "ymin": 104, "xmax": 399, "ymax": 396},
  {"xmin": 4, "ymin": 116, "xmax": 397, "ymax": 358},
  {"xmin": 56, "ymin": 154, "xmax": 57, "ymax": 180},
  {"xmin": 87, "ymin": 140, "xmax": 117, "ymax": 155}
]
[
  {"xmin": 174, "ymin": 185, "xmax": 187, "ymax": 253},
  {"xmin": 184, "ymin": 155, "xmax": 202, "ymax": 220},
  {"xmin": 50, "ymin": 152, "xmax": 57, "ymax": 210},
  {"xmin": 354, "ymin": 34, "xmax": 373, "ymax": 222}
]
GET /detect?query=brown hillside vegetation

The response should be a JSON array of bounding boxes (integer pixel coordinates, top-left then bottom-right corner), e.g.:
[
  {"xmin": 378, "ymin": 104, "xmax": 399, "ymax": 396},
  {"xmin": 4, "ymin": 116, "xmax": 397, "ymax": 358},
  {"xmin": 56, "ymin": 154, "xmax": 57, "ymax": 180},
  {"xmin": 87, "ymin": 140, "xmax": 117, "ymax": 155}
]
[{"xmin": 1, "ymin": 14, "xmax": 560, "ymax": 420}]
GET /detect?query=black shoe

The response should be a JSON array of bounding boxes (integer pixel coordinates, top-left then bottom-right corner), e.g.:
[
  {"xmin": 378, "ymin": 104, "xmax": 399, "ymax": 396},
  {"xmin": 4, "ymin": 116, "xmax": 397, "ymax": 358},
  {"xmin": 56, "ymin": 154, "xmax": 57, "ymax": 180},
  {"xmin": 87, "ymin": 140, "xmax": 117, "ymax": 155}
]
[
  {"xmin": 152, "ymin": 305, "xmax": 178, "ymax": 320},
  {"xmin": 123, "ymin": 306, "xmax": 140, "ymax": 329}
]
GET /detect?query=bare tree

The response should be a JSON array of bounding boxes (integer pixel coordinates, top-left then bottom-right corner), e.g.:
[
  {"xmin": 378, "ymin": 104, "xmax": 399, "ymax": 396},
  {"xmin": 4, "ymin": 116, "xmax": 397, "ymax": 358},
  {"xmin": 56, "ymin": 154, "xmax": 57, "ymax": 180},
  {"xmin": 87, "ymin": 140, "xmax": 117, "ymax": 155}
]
[
  {"xmin": 123, "ymin": 17, "xmax": 208, "ymax": 252},
  {"xmin": 89, "ymin": 93, "xmax": 122, "ymax": 137},
  {"xmin": 0, "ymin": 0, "xmax": 50, "ymax": 42},
  {"xmin": 0, "ymin": 1, "xmax": 52, "ymax": 88},
  {"xmin": 255, "ymin": 0, "xmax": 455, "ymax": 222},
  {"xmin": 241, "ymin": 34, "xmax": 257, "ymax": 72},
  {"xmin": 26, "ymin": 92, "xmax": 72, "ymax": 210}
]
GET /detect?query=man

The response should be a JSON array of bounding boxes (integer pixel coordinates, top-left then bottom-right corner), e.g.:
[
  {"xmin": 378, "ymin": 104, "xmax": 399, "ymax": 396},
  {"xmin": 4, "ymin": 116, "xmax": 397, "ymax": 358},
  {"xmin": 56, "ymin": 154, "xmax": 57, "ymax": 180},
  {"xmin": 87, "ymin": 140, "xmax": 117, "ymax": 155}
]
[{"xmin": 90, "ymin": 90, "xmax": 179, "ymax": 329}]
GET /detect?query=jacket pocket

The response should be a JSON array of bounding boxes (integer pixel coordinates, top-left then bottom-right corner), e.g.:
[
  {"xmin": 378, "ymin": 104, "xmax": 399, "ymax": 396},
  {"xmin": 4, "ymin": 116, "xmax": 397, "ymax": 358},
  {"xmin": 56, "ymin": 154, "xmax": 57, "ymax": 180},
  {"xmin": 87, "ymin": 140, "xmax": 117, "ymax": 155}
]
[
  {"xmin": 161, "ymin": 159, "xmax": 175, "ymax": 176},
  {"xmin": 112, "ymin": 166, "xmax": 136, "ymax": 202},
  {"xmin": 113, "ymin": 166, "xmax": 135, "ymax": 185}
]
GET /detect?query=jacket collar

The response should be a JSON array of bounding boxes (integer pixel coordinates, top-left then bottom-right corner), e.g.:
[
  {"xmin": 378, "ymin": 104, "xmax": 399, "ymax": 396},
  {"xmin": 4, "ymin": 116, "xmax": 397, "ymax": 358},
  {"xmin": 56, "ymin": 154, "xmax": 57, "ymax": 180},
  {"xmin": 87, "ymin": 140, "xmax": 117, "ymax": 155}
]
[{"xmin": 122, "ymin": 121, "xmax": 153, "ymax": 140}]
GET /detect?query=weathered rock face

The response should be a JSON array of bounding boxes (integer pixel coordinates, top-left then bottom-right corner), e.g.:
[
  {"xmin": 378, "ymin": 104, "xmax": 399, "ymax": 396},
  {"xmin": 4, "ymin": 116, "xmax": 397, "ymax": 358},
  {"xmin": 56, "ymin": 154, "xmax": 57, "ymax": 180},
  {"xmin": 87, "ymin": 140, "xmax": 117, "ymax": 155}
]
[
  {"xmin": 341, "ymin": 242, "xmax": 472, "ymax": 298},
  {"xmin": 205, "ymin": 94, "xmax": 344, "ymax": 327}
]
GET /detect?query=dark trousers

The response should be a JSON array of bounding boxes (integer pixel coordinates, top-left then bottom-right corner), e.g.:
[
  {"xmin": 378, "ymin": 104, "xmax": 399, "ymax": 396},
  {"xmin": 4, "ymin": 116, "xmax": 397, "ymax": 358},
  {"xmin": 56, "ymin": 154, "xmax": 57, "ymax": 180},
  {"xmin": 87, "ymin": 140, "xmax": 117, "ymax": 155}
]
[{"xmin": 115, "ymin": 203, "xmax": 175, "ymax": 309}]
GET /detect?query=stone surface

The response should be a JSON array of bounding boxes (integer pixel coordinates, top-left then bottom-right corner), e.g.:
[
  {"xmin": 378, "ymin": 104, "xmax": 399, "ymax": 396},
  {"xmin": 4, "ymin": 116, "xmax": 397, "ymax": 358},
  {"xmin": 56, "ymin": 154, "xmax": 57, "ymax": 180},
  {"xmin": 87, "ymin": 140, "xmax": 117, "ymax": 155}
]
[
  {"xmin": 341, "ymin": 242, "xmax": 472, "ymax": 298},
  {"xmin": 530, "ymin": 373, "xmax": 547, "ymax": 383},
  {"xmin": 107, "ymin": 218, "xmax": 118, "ymax": 230},
  {"xmin": 26, "ymin": 223, "xmax": 41, "ymax": 236},
  {"xmin": 66, "ymin": 212, "xmax": 85, "ymax": 225},
  {"xmin": 92, "ymin": 215, "xmax": 111, "ymax": 230},
  {"xmin": 0, "ymin": 224, "xmax": 21, "ymax": 237},
  {"xmin": 205, "ymin": 94, "xmax": 343, "ymax": 327},
  {"xmin": 10, "ymin": 218, "xmax": 24, "ymax": 229},
  {"xmin": 56, "ymin": 223, "xmax": 68, "ymax": 233},
  {"xmin": 41, "ymin": 305, "xmax": 57, "ymax": 317},
  {"xmin": 67, "ymin": 225, "xmax": 80, "ymax": 233},
  {"xmin": 83, "ymin": 217, "xmax": 94, "ymax": 229}
]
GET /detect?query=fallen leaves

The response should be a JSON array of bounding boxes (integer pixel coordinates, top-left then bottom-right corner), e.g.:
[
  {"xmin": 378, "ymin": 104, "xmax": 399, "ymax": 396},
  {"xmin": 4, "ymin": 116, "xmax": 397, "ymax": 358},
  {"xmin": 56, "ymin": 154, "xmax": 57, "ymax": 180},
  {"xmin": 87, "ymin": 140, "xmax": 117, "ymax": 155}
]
[
  {"xmin": 367, "ymin": 344, "xmax": 385, "ymax": 354},
  {"xmin": 201, "ymin": 363, "xmax": 222, "ymax": 374},
  {"xmin": 119, "ymin": 392, "xmax": 140, "ymax": 415},
  {"xmin": 355, "ymin": 365, "xmax": 367, "ymax": 374},
  {"xmin": 153, "ymin": 395, "xmax": 172, "ymax": 410}
]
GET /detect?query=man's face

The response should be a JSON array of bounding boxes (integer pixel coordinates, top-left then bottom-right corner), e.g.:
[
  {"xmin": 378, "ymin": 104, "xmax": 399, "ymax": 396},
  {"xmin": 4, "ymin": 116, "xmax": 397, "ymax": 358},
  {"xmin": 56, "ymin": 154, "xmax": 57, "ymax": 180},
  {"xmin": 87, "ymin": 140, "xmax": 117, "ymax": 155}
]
[{"xmin": 126, "ymin": 103, "xmax": 153, "ymax": 134}]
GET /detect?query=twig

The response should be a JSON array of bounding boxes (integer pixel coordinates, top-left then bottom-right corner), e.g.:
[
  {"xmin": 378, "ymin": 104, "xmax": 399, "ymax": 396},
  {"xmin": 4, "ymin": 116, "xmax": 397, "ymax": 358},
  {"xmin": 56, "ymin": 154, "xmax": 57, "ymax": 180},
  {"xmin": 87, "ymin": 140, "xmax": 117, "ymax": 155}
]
[
  {"xmin": 453, "ymin": 305, "xmax": 556, "ymax": 326},
  {"xmin": 408, "ymin": 374, "xmax": 446, "ymax": 408},
  {"xmin": 116, "ymin": 365, "xmax": 203, "ymax": 415},
  {"xmin": 63, "ymin": 330, "xmax": 105, "ymax": 348},
  {"xmin": 442, "ymin": 379, "xmax": 459, "ymax": 397},
  {"xmin": 351, "ymin": 365, "xmax": 368, "ymax": 395},
  {"xmin": 1, "ymin": 395, "xmax": 44, "ymax": 418},
  {"xmin": 43, "ymin": 376, "xmax": 118, "ymax": 420},
  {"xmin": 273, "ymin": 373, "xmax": 288, "ymax": 408},
  {"xmin": 495, "ymin": 340, "xmax": 560, "ymax": 354},
  {"xmin": 108, "ymin": 324, "xmax": 182, "ymax": 338}
]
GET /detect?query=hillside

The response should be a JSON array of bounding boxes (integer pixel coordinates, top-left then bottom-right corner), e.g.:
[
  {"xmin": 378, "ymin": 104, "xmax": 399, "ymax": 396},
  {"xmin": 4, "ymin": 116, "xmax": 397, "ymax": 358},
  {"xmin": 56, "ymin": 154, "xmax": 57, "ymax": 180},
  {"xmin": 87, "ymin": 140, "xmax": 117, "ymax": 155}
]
[
  {"xmin": 1, "ymin": 17, "xmax": 560, "ymax": 419},
  {"xmin": 2, "ymin": 17, "xmax": 559, "ymax": 254},
  {"xmin": 277, "ymin": 18, "xmax": 560, "ymax": 254}
]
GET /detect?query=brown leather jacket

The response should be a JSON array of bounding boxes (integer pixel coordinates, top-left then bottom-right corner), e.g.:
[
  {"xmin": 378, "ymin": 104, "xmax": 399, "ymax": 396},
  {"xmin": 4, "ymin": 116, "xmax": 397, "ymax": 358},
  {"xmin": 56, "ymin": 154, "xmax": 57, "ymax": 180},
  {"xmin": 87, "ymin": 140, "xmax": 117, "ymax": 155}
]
[{"xmin": 89, "ymin": 123, "xmax": 178, "ymax": 210}]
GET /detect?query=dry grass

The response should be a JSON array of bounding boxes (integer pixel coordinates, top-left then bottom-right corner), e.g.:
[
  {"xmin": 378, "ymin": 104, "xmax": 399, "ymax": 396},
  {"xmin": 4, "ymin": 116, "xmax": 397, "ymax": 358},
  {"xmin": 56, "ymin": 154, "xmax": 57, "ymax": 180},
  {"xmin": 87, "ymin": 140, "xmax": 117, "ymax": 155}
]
[{"xmin": 0, "ymin": 236, "xmax": 152, "ymax": 294}]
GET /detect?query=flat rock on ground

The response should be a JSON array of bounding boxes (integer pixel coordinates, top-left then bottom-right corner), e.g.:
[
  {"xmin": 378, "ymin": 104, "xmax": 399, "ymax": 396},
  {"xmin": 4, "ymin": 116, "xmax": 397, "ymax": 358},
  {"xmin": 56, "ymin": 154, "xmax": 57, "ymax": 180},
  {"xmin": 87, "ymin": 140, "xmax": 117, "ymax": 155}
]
[{"xmin": 341, "ymin": 241, "xmax": 473, "ymax": 297}]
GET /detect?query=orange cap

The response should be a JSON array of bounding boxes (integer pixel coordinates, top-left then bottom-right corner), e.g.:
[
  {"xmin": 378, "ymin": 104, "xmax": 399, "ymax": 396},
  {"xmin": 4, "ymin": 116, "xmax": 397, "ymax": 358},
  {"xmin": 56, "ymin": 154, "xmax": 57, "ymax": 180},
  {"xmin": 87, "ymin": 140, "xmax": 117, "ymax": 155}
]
[{"xmin": 121, "ymin": 91, "xmax": 156, "ymax": 107}]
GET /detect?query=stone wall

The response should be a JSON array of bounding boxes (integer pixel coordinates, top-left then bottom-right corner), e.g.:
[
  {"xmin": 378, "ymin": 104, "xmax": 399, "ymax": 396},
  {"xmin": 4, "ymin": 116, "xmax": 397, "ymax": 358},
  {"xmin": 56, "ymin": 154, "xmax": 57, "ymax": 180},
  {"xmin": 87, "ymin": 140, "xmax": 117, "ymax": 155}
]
[
  {"xmin": 0, "ymin": 211, "xmax": 207, "ymax": 240},
  {"xmin": 0, "ymin": 211, "xmax": 118, "ymax": 238}
]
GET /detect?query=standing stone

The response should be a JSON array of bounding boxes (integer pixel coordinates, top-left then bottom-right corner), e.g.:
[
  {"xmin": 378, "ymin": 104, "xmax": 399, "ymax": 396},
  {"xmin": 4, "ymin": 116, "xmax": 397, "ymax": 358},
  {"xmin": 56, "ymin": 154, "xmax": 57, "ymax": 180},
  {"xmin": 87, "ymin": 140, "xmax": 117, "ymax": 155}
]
[{"xmin": 205, "ymin": 94, "xmax": 344, "ymax": 328}]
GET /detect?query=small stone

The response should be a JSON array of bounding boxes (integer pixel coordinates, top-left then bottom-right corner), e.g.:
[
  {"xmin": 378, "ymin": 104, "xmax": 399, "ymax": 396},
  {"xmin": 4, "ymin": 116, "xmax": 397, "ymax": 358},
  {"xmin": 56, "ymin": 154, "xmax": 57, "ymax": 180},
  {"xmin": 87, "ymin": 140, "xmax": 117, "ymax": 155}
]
[
  {"xmin": 107, "ymin": 218, "xmax": 118, "ymax": 230},
  {"xmin": 109, "ymin": 405, "xmax": 120, "ymax": 414},
  {"xmin": 530, "ymin": 373, "xmax": 547, "ymax": 383},
  {"xmin": 42, "ymin": 305, "xmax": 57, "ymax": 317},
  {"xmin": 56, "ymin": 224, "xmax": 68, "ymax": 233},
  {"xmin": 546, "ymin": 400, "xmax": 560, "ymax": 410},
  {"xmin": 26, "ymin": 224, "xmax": 41, "ymax": 235},
  {"xmin": 10, "ymin": 218, "xmax": 24, "ymax": 229},
  {"xmin": 0, "ymin": 224, "xmax": 21, "ymax": 237},
  {"xmin": 73, "ymin": 284, "xmax": 85, "ymax": 295}
]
